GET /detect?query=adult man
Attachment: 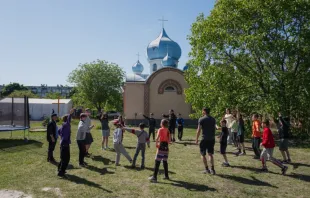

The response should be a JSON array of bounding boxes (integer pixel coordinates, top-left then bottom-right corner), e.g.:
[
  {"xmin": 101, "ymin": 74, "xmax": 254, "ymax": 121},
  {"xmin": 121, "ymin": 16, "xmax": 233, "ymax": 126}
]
[
  {"xmin": 143, "ymin": 113, "xmax": 156, "ymax": 142},
  {"xmin": 163, "ymin": 109, "xmax": 177, "ymax": 142},
  {"xmin": 196, "ymin": 108, "xmax": 216, "ymax": 175},
  {"xmin": 47, "ymin": 111, "xmax": 58, "ymax": 164}
]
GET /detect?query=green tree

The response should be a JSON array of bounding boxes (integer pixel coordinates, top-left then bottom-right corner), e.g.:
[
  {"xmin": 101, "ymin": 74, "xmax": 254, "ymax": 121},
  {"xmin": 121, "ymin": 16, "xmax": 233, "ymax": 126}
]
[
  {"xmin": 187, "ymin": 0, "xmax": 310, "ymax": 125},
  {"xmin": 68, "ymin": 60, "xmax": 124, "ymax": 112},
  {"xmin": 45, "ymin": 92, "xmax": 64, "ymax": 99},
  {"xmin": 8, "ymin": 90, "xmax": 38, "ymax": 98},
  {"xmin": 1, "ymin": 83, "xmax": 28, "ymax": 97}
]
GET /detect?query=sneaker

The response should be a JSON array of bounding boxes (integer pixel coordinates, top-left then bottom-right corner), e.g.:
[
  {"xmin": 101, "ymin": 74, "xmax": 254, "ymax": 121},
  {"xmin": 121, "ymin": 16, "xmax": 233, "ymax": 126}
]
[
  {"xmin": 148, "ymin": 176, "xmax": 157, "ymax": 183},
  {"xmin": 163, "ymin": 176, "xmax": 170, "ymax": 180},
  {"xmin": 260, "ymin": 167, "xmax": 268, "ymax": 172},
  {"xmin": 234, "ymin": 151, "xmax": 241, "ymax": 155},
  {"xmin": 239, "ymin": 152, "xmax": 246, "ymax": 156},
  {"xmin": 210, "ymin": 169, "xmax": 216, "ymax": 175},
  {"xmin": 282, "ymin": 166, "xmax": 288, "ymax": 175},
  {"xmin": 222, "ymin": 162, "xmax": 230, "ymax": 167},
  {"xmin": 115, "ymin": 163, "xmax": 121, "ymax": 166},
  {"xmin": 202, "ymin": 169, "xmax": 211, "ymax": 174},
  {"xmin": 282, "ymin": 160, "xmax": 289, "ymax": 164},
  {"xmin": 57, "ymin": 172, "xmax": 67, "ymax": 178},
  {"xmin": 79, "ymin": 163, "xmax": 86, "ymax": 168}
]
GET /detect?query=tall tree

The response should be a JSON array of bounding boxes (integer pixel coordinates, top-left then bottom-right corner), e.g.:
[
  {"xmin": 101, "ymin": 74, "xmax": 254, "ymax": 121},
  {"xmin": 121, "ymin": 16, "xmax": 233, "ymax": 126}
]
[
  {"xmin": 45, "ymin": 92, "xmax": 65, "ymax": 99},
  {"xmin": 68, "ymin": 60, "xmax": 124, "ymax": 112},
  {"xmin": 187, "ymin": 0, "xmax": 310, "ymax": 122},
  {"xmin": 1, "ymin": 83, "xmax": 28, "ymax": 97},
  {"xmin": 8, "ymin": 90, "xmax": 38, "ymax": 98}
]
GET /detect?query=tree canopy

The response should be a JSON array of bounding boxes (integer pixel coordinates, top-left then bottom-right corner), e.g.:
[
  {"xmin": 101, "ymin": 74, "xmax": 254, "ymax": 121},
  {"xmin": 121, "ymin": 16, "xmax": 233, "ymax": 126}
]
[
  {"xmin": 8, "ymin": 90, "xmax": 38, "ymax": 98},
  {"xmin": 1, "ymin": 83, "xmax": 28, "ymax": 97},
  {"xmin": 186, "ymin": 0, "xmax": 310, "ymax": 124},
  {"xmin": 45, "ymin": 92, "xmax": 65, "ymax": 99},
  {"xmin": 68, "ymin": 60, "xmax": 124, "ymax": 111}
]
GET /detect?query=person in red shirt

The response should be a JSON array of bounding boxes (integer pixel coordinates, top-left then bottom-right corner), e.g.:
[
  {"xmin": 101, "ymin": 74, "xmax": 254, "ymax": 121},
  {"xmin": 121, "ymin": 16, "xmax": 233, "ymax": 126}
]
[
  {"xmin": 149, "ymin": 119, "xmax": 171, "ymax": 183},
  {"xmin": 260, "ymin": 119, "xmax": 288, "ymax": 175},
  {"xmin": 252, "ymin": 114, "xmax": 262, "ymax": 159}
]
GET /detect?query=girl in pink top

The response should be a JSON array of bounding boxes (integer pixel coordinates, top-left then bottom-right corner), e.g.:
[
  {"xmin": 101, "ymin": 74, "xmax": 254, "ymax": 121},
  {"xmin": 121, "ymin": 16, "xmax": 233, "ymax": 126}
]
[{"xmin": 149, "ymin": 119, "xmax": 171, "ymax": 183}]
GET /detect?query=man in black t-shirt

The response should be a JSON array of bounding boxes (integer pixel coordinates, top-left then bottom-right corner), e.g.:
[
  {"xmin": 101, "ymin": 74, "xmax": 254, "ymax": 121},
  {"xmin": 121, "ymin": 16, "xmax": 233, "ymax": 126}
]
[
  {"xmin": 162, "ymin": 109, "xmax": 177, "ymax": 142},
  {"xmin": 196, "ymin": 108, "xmax": 216, "ymax": 175}
]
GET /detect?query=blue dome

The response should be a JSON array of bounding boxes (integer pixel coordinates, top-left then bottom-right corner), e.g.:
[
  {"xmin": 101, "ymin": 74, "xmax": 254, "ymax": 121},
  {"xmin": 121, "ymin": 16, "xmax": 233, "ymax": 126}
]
[
  {"xmin": 132, "ymin": 60, "xmax": 144, "ymax": 75},
  {"xmin": 147, "ymin": 28, "xmax": 181, "ymax": 61},
  {"xmin": 162, "ymin": 53, "xmax": 177, "ymax": 67},
  {"xmin": 183, "ymin": 65, "xmax": 189, "ymax": 71}
]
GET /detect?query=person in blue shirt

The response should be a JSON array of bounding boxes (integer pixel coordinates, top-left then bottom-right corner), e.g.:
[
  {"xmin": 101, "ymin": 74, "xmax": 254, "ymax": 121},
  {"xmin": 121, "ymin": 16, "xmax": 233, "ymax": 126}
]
[{"xmin": 176, "ymin": 114, "xmax": 185, "ymax": 141}]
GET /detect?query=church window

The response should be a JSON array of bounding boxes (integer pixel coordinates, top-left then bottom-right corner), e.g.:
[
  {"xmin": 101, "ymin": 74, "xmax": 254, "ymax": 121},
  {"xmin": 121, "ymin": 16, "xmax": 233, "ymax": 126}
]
[
  {"xmin": 164, "ymin": 86, "xmax": 176, "ymax": 92},
  {"xmin": 152, "ymin": 64, "xmax": 157, "ymax": 71}
]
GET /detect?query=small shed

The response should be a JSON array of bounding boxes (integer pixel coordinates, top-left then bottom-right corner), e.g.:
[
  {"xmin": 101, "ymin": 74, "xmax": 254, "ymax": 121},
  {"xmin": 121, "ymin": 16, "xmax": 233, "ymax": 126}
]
[{"xmin": 0, "ymin": 98, "xmax": 73, "ymax": 120}]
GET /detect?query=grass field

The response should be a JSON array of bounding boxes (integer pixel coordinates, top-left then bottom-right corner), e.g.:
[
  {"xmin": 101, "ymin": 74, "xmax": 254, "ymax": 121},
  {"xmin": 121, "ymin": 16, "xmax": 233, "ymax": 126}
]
[{"xmin": 0, "ymin": 120, "xmax": 310, "ymax": 198}]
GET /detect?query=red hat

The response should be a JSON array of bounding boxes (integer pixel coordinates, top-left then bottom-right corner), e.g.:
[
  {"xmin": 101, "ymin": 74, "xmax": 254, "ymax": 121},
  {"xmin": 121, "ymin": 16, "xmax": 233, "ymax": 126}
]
[{"xmin": 113, "ymin": 119, "xmax": 120, "ymax": 125}]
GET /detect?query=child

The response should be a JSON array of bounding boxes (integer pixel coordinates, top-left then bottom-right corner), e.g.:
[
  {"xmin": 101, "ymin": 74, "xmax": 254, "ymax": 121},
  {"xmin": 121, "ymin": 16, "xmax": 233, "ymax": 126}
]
[
  {"xmin": 237, "ymin": 114, "xmax": 246, "ymax": 155},
  {"xmin": 252, "ymin": 114, "xmax": 261, "ymax": 159},
  {"xmin": 176, "ymin": 114, "xmax": 184, "ymax": 141},
  {"xmin": 84, "ymin": 108, "xmax": 95, "ymax": 157},
  {"xmin": 278, "ymin": 113, "xmax": 291, "ymax": 163},
  {"xmin": 260, "ymin": 119, "xmax": 288, "ymax": 175},
  {"xmin": 143, "ymin": 113, "xmax": 156, "ymax": 142},
  {"xmin": 219, "ymin": 120, "xmax": 230, "ymax": 167},
  {"xmin": 162, "ymin": 109, "xmax": 177, "ymax": 142},
  {"xmin": 76, "ymin": 113, "xmax": 90, "ymax": 167},
  {"xmin": 124, "ymin": 123, "xmax": 150, "ymax": 169},
  {"xmin": 231, "ymin": 115, "xmax": 238, "ymax": 147},
  {"xmin": 57, "ymin": 109, "xmax": 74, "ymax": 177},
  {"xmin": 99, "ymin": 113, "xmax": 110, "ymax": 150},
  {"xmin": 113, "ymin": 120, "xmax": 132, "ymax": 166},
  {"xmin": 149, "ymin": 119, "xmax": 171, "ymax": 183}
]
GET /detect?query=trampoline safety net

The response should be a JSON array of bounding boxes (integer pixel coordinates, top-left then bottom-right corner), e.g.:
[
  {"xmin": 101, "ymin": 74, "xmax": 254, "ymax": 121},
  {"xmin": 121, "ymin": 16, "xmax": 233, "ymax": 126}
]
[{"xmin": 0, "ymin": 97, "xmax": 30, "ymax": 128}]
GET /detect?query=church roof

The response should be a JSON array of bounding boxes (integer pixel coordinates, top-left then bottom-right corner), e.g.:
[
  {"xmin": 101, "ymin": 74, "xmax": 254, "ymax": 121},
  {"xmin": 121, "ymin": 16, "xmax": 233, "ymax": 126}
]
[
  {"xmin": 146, "ymin": 28, "xmax": 181, "ymax": 61},
  {"xmin": 125, "ymin": 73, "xmax": 146, "ymax": 82}
]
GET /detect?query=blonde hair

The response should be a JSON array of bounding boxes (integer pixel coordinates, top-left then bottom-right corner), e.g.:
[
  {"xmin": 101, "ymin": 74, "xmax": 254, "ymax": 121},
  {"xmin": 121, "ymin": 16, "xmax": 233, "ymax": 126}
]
[{"xmin": 161, "ymin": 119, "xmax": 169, "ymax": 128}]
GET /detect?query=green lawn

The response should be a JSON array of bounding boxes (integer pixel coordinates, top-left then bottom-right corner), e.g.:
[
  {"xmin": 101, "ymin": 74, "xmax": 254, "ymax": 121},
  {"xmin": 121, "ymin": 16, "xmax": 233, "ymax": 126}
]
[{"xmin": 0, "ymin": 120, "xmax": 310, "ymax": 198}]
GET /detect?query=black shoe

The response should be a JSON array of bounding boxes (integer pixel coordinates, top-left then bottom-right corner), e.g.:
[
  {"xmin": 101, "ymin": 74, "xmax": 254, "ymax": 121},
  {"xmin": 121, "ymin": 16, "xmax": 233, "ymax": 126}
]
[
  {"xmin": 210, "ymin": 169, "xmax": 216, "ymax": 175},
  {"xmin": 260, "ymin": 167, "xmax": 268, "ymax": 172},
  {"xmin": 163, "ymin": 176, "xmax": 170, "ymax": 180},
  {"xmin": 140, "ymin": 165, "xmax": 145, "ymax": 170},
  {"xmin": 79, "ymin": 163, "xmax": 87, "ymax": 167},
  {"xmin": 287, "ymin": 159, "xmax": 292, "ymax": 163},
  {"xmin": 282, "ymin": 166, "xmax": 288, "ymax": 175},
  {"xmin": 202, "ymin": 169, "xmax": 211, "ymax": 174}
]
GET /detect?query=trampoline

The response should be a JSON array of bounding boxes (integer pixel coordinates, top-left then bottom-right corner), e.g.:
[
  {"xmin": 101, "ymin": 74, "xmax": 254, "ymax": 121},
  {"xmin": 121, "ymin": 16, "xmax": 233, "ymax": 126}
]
[{"xmin": 0, "ymin": 96, "xmax": 30, "ymax": 140}]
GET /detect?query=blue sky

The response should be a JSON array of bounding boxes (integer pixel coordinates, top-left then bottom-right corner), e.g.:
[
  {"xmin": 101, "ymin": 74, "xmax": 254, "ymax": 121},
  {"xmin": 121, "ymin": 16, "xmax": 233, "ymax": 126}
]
[{"xmin": 0, "ymin": 0, "xmax": 215, "ymax": 86}]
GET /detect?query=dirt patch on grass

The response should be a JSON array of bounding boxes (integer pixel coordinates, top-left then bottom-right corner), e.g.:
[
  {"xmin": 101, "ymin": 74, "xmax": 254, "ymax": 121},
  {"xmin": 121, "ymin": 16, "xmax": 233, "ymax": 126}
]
[
  {"xmin": 42, "ymin": 187, "xmax": 62, "ymax": 197},
  {"xmin": 0, "ymin": 190, "xmax": 32, "ymax": 198}
]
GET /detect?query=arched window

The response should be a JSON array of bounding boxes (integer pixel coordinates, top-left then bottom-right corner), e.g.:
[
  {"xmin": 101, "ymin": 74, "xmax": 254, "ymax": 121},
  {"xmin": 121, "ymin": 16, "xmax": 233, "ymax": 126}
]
[
  {"xmin": 152, "ymin": 64, "xmax": 157, "ymax": 71},
  {"xmin": 164, "ymin": 86, "xmax": 176, "ymax": 92}
]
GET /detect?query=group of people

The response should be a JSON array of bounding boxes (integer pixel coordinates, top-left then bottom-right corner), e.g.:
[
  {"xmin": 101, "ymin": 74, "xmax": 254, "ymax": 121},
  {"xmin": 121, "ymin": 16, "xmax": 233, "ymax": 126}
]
[
  {"xmin": 47, "ymin": 106, "xmax": 291, "ymax": 180},
  {"xmin": 196, "ymin": 108, "xmax": 290, "ymax": 175}
]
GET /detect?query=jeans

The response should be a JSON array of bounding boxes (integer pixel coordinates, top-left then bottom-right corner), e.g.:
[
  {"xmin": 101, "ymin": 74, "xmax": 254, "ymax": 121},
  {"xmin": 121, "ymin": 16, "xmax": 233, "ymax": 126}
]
[
  {"xmin": 77, "ymin": 140, "xmax": 86, "ymax": 165},
  {"xmin": 58, "ymin": 145, "xmax": 70, "ymax": 174},
  {"xmin": 178, "ymin": 126, "xmax": 183, "ymax": 140},
  {"xmin": 252, "ymin": 137, "xmax": 261, "ymax": 157},
  {"xmin": 132, "ymin": 143, "xmax": 146, "ymax": 166},
  {"xmin": 48, "ymin": 141, "xmax": 56, "ymax": 161}
]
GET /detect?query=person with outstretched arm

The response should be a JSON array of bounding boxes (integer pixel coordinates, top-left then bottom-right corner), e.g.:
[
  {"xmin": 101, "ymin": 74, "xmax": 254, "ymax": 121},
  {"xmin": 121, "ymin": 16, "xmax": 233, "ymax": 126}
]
[
  {"xmin": 143, "ymin": 113, "xmax": 156, "ymax": 142},
  {"xmin": 162, "ymin": 109, "xmax": 177, "ymax": 142}
]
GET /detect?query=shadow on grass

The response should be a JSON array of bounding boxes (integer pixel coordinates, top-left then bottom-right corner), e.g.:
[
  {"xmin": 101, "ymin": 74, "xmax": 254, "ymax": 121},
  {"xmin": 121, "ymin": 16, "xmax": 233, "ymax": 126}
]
[
  {"xmin": 92, "ymin": 155, "xmax": 115, "ymax": 165},
  {"xmin": 123, "ymin": 165, "xmax": 176, "ymax": 174},
  {"xmin": 287, "ymin": 173, "xmax": 310, "ymax": 182},
  {"xmin": 165, "ymin": 180, "xmax": 216, "ymax": 192},
  {"xmin": 230, "ymin": 165, "xmax": 260, "ymax": 173},
  {"xmin": 217, "ymin": 174, "xmax": 278, "ymax": 188},
  {"xmin": 0, "ymin": 139, "xmax": 43, "ymax": 150},
  {"xmin": 124, "ymin": 146, "xmax": 136, "ymax": 149},
  {"xmin": 65, "ymin": 174, "xmax": 113, "ymax": 193},
  {"xmin": 174, "ymin": 141, "xmax": 197, "ymax": 146},
  {"xmin": 290, "ymin": 162, "xmax": 310, "ymax": 170},
  {"xmin": 86, "ymin": 165, "xmax": 115, "ymax": 175}
]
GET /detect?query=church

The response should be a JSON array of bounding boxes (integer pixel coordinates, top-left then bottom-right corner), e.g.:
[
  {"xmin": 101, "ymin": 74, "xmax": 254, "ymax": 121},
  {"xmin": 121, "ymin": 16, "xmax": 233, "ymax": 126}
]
[{"xmin": 123, "ymin": 26, "xmax": 193, "ymax": 126}]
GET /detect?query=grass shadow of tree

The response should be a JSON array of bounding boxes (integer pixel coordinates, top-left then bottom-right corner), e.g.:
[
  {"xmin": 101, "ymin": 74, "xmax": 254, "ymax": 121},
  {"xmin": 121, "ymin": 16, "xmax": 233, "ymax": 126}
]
[
  {"xmin": 123, "ymin": 165, "xmax": 176, "ymax": 174},
  {"xmin": 174, "ymin": 142, "xmax": 197, "ymax": 146},
  {"xmin": 287, "ymin": 173, "xmax": 310, "ymax": 182},
  {"xmin": 165, "ymin": 179, "xmax": 217, "ymax": 192},
  {"xmin": 0, "ymin": 139, "xmax": 43, "ymax": 150},
  {"xmin": 290, "ymin": 162, "xmax": 310, "ymax": 170},
  {"xmin": 217, "ymin": 174, "xmax": 278, "ymax": 188},
  {"xmin": 65, "ymin": 174, "xmax": 113, "ymax": 193}
]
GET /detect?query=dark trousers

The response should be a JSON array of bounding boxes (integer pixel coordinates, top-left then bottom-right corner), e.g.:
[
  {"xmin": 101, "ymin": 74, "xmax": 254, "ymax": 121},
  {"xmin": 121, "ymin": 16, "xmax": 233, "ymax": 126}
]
[
  {"xmin": 58, "ymin": 145, "xmax": 70, "ymax": 174},
  {"xmin": 77, "ymin": 140, "xmax": 86, "ymax": 165},
  {"xmin": 149, "ymin": 128, "xmax": 155, "ymax": 141},
  {"xmin": 178, "ymin": 126, "xmax": 183, "ymax": 140},
  {"xmin": 48, "ymin": 141, "xmax": 56, "ymax": 161},
  {"xmin": 153, "ymin": 160, "xmax": 168, "ymax": 179},
  {"xmin": 133, "ymin": 143, "xmax": 146, "ymax": 166},
  {"xmin": 252, "ymin": 137, "xmax": 261, "ymax": 157},
  {"xmin": 232, "ymin": 132, "xmax": 238, "ymax": 147}
]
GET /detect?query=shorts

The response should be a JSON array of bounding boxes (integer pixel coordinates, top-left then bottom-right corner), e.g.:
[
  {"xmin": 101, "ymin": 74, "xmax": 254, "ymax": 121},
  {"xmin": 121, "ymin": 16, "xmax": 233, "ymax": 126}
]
[
  {"xmin": 220, "ymin": 143, "xmax": 227, "ymax": 154},
  {"xmin": 84, "ymin": 133, "xmax": 93, "ymax": 145},
  {"xmin": 102, "ymin": 129, "xmax": 110, "ymax": 137},
  {"xmin": 279, "ymin": 138, "xmax": 288, "ymax": 151},
  {"xmin": 238, "ymin": 135, "xmax": 244, "ymax": 143},
  {"xmin": 199, "ymin": 139, "xmax": 215, "ymax": 156},
  {"xmin": 169, "ymin": 126, "xmax": 175, "ymax": 134},
  {"xmin": 261, "ymin": 148, "xmax": 274, "ymax": 160}
]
